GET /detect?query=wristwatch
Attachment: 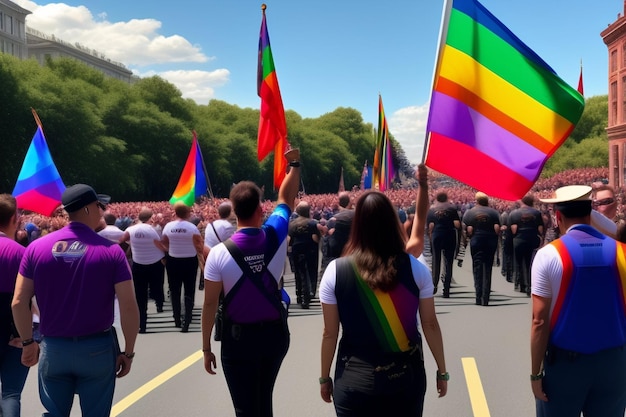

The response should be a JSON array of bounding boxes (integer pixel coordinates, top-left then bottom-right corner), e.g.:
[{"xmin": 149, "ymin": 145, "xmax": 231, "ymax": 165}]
[
  {"xmin": 436, "ymin": 371, "xmax": 450, "ymax": 381},
  {"xmin": 121, "ymin": 351, "xmax": 135, "ymax": 359},
  {"xmin": 21, "ymin": 338, "xmax": 35, "ymax": 346}
]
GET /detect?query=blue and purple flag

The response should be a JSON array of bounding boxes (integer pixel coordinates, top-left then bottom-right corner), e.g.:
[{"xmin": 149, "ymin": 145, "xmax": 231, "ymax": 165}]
[{"xmin": 13, "ymin": 126, "xmax": 66, "ymax": 216}]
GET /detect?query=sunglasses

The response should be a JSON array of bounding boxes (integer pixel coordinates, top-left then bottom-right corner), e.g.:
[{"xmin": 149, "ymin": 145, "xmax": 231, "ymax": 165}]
[
  {"xmin": 96, "ymin": 202, "xmax": 107, "ymax": 211},
  {"xmin": 593, "ymin": 198, "xmax": 616, "ymax": 208}
]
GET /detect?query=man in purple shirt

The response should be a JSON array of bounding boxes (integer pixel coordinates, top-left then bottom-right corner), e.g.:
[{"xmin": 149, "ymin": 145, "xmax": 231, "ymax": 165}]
[
  {"xmin": 12, "ymin": 184, "xmax": 139, "ymax": 417},
  {"xmin": 0, "ymin": 194, "xmax": 29, "ymax": 417},
  {"xmin": 201, "ymin": 148, "xmax": 301, "ymax": 417}
]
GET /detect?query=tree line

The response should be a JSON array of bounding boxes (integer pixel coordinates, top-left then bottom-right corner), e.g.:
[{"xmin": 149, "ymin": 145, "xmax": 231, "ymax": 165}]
[{"xmin": 0, "ymin": 53, "xmax": 608, "ymax": 202}]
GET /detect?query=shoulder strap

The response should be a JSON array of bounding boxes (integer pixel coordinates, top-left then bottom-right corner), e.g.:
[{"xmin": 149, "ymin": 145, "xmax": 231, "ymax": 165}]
[
  {"xmin": 222, "ymin": 237, "xmax": 284, "ymax": 315},
  {"xmin": 210, "ymin": 222, "xmax": 222, "ymax": 242}
]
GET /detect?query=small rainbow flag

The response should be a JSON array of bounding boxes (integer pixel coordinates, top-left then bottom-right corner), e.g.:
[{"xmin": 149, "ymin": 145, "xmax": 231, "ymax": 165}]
[
  {"xmin": 373, "ymin": 95, "xmax": 395, "ymax": 191},
  {"xmin": 424, "ymin": 0, "xmax": 584, "ymax": 201},
  {"xmin": 13, "ymin": 120, "xmax": 66, "ymax": 216},
  {"xmin": 169, "ymin": 131, "xmax": 209, "ymax": 206}
]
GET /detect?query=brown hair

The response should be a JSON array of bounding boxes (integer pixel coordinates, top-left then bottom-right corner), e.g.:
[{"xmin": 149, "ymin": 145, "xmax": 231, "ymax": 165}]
[
  {"xmin": 230, "ymin": 181, "xmax": 262, "ymax": 221},
  {"xmin": 0, "ymin": 194, "xmax": 17, "ymax": 228},
  {"xmin": 173, "ymin": 201, "xmax": 191, "ymax": 219},
  {"xmin": 343, "ymin": 191, "xmax": 406, "ymax": 291}
]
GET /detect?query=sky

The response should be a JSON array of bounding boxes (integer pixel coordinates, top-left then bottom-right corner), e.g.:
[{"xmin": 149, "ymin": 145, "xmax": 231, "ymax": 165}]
[{"xmin": 11, "ymin": 0, "xmax": 621, "ymax": 164}]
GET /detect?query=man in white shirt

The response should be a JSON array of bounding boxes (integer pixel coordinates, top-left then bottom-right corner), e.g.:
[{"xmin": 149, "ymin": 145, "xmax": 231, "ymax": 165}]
[{"xmin": 201, "ymin": 202, "xmax": 236, "ymax": 291}]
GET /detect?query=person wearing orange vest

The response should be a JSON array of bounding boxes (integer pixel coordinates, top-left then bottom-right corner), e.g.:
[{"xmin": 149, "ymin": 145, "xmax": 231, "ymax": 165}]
[{"xmin": 530, "ymin": 185, "xmax": 626, "ymax": 417}]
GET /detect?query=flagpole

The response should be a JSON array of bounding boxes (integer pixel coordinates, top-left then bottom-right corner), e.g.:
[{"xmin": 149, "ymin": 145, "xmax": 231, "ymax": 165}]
[
  {"xmin": 194, "ymin": 131, "xmax": 214, "ymax": 200},
  {"xmin": 31, "ymin": 108, "xmax": 44, "ymax": 133},
  {"xmin": 422, "ymin": 0, "xmax": 453, "ymax": 163}
]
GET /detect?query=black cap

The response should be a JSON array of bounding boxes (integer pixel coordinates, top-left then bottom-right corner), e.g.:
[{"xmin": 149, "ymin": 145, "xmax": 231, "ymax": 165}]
[{"xmin": 62, "ymin": 184, "xmax": 111, "ymax": 213}]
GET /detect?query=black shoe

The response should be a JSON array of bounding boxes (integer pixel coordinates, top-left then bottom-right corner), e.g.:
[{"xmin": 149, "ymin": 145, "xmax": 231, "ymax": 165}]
[
  {"xmin": 174, "ymin": 319, "xmax": 182, "ymax": 328},
  {"xmin": 139, "ymin": 327, "xmax": 146, "ymax": 334},
  {"xmin": 181, "ymin": 325, "xmax": 189, "ymax": 333},
  {"xmin": 301, "ymin": 303, "xmax": 309, "ymax": 309},
  {"xmin": 442, "ymin": 292, "xmax": 450, "ymax": 299},
  {"xmin": 457, "ymin": 260, "xmax": 463, "ymax": 267},
  {"xmin": 156, "ymin": 305, "xmax": 164, "ymax": 313},
  {"xmin": 433, "ymin": 286, "xmax": 438, "ymax": 295},
  {"xmin": 198, "ymin": 281, "xmax": 204, "ymax": 291}
]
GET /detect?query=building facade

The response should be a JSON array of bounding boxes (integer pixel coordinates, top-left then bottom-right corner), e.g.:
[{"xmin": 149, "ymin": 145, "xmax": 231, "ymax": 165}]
[
  {"xmin": 0, "ymin": 0, "xmax": 29, "ymax": 59},
  {"xmin": 601, "ymin": 2, "xmax": 626, "ymax": 188}
]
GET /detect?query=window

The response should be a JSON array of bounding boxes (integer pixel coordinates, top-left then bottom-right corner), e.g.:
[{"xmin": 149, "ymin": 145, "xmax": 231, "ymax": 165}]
[
  {"xmin": 611, "ymin": 49, "xmax": 618, "ymax": 72},
  {"xmin": 611, "ymin": 81, "xmax": 618, "ymax": 124},
  {"xmin": 0, "ymin": 12, "xmax": 3, "ymax": 31}
]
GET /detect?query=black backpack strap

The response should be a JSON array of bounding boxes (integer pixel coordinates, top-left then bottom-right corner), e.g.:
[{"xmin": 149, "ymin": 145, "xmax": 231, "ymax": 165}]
[
  {"xmin": 210, "ymin": 222, "xmax": 222, "ymax": 242},
  {"xmin": 223, "ymin": 235, "xmax": 285, "ymax": 316}
]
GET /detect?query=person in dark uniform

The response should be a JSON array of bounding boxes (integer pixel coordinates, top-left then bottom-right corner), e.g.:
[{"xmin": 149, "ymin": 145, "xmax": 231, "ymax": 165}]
[
  {"xmin": 288, "ymin": 201, "xmax": 321, "ymax": 308},
  {"xmin": 509, "ymin": 195, "xmax": 543, "ymax": 296},
  {"xmin": 531, "ymin": 185, "xmax": 626, "ymax": 417},
  {"xmin": 427, "ymin": 192, "xmax": 460, "ymax": 297},
  {"xmin": 462, "ymin": 192, "xmax": 500, "ymax": 306}
]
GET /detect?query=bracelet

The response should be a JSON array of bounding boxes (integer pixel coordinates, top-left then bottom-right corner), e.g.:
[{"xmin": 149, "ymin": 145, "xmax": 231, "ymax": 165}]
[
  {"xmin": 202, "ymin": 348, "xmax": 211, "ymax": 353},
  {"xmin": 436, "ymin": 371, "xmax": 450, "ymax": 381},
  {"xmin": 21, "ymin": 338, "xmax": 35, "ymax": 347},
  {"xmin": 530, "ymin": 371, "xmax": 544, "ymax": 381},
  {"xmin": 288, "ymin": 160, "xmax": 301, "ymax": 168},
  {"xmin": 120, "ymin": 351, "xmax": 135, "ymax": 359},
  {"xmin": 319, "ymin": 377, "xmax": 332, "ymax": 384}
]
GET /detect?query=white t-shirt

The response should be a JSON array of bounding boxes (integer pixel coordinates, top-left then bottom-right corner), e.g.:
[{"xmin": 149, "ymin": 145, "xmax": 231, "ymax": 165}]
[
  {"xmin": 163, "ymin": 220, "xmax": 200, "ymax": 258},
  {"xmin": 125, "ymin": 222, "xmax": 164, "ymax": 265},
  {"xmin": 319, "ymin": 254, "xmax": 434, "ymax": 305},
  {"xmin": 98, "ymin": 225, "xmax": 125, "ymax": 243},
  {"xmin": 204, "ymin": 219, "xmax": 236, "ymax": 248}
]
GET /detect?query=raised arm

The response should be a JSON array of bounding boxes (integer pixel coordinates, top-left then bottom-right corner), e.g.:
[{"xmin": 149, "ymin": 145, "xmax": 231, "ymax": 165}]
[
  {"xmin": 406, "ymin": 164, "xmax": 429, "ymax": 257},
  {"xmin": 277, "ymin": 148, "xmax": 301, "ymax": 211}
]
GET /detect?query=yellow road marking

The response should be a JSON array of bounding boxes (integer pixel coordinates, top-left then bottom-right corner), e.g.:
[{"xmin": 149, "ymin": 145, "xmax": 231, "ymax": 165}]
[
  {"xmin": 110, "ymin": 350, "xmax": 203, "ymax": 416},
  {"xmin": 462, "ymin": 357, "xmax": 491, "ymax": 417}
]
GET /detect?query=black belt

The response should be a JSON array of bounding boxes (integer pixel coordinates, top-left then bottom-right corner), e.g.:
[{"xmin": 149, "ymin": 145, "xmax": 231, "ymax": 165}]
[
  {"xmin": 547, "ymin": 343, "xmax": 626, "ymax": 362},
  {"xmin": 230, "ymin": 319, "xmax": 283, "ymax": 329}
]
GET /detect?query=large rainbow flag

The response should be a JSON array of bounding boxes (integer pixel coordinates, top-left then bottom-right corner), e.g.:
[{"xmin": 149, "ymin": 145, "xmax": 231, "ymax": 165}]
[
  {"xmin": 424, "ymin": 0, "xmax": 584, "ymax": 201},
  {"xmin": 169, "ymin": 131, "xmax": 210, "ymax": 206},
  {"xmin": 12, "ymin": 124, "xmax": 65, "ymax": 216},
  {"xmin": 258, "ymin": 5, "xmax": 288, "ymax": 188}
]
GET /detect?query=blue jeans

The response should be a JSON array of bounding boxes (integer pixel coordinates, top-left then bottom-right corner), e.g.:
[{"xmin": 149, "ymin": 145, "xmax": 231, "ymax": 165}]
[
  {"xmin": 0, "ymin": 344, "xmax": 29, "ymax": 417},
  {"xmin": 39, "ymin": 330, "xmax": 118, "ymax": 417}
]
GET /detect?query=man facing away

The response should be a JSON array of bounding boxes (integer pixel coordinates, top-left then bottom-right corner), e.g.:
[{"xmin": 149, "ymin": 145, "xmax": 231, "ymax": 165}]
[
  {"xmin": 201, "ymin": 148, "xmax": 300, "ymax": 417},
  {"xmin": 427, "ymin": 192, "xmax": 460, "ymax": 297},
  {"xmin": 531, "ymin": 185, "xmax": 626, "ymax": 417},
  {"xmin": 320, "ymin": 192, "xmax": 354, "ymax": 274},
  {"xmin": 12, "ymin": 184, "xmax": 139, "ymax": 417},
  {"xmin": 0, "ymin": 194, "xmax": 30, "ymax": 416}
]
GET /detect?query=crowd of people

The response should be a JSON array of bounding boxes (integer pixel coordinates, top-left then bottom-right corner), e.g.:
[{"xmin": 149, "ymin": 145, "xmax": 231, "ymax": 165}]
[{"xmin": 3, "ymin": 162, "xmax": 626, "ymax": 417}]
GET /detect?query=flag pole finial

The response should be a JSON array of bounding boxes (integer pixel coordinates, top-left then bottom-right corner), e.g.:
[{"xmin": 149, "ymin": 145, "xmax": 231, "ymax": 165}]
[{"xmin": 261, "ymin": 3, "xmax": 266, "ymax": 12}]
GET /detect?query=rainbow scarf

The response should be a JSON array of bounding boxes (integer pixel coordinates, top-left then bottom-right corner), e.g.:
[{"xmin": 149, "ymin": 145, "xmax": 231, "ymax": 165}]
[{"xmin": 425, "ymin": 0, "xmax": 584, "ymax": 201}]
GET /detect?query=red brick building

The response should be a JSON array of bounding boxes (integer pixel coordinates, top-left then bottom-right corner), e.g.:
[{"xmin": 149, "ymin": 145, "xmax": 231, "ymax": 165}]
[{"xmin": 601, "ymin": 1, "xmax": 626, "ymax": 188}]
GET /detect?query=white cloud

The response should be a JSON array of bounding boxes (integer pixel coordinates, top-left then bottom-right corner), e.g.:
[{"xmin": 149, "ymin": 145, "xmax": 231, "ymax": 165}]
[
  {"xmin": 389, "ymin": 103, "xmax": 430, "ymax": 165},
  {"xmin": 13, "ymin": 0, "xmax": 228, "ymax": 103},
  {"xmin": 135, "ymin": 69, "xmax": 231, "ymax": 104}
]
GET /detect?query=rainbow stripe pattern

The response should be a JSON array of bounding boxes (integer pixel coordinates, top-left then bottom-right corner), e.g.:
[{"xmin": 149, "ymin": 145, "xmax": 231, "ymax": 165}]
[
  {"xmin": 425, "ymin": 0, "xmax": 584, "ymax": 201},
  {"xmin": 169, "ymin": 132, "xmax": 208, "ymax": 206},
  {"xmin": 258, "ymin": 8, "xmax": 288, "ymax": 187},
  {"xmin": 13, "ymin": 126, "xmax": 65, "ymax": 216},
  {"xmin": 373, "ymin": 95, "xmax": 395, "ymax": 191},
  {"xmin": 353, "ymin": 268, "xmax": 420, "ymax": 353}
]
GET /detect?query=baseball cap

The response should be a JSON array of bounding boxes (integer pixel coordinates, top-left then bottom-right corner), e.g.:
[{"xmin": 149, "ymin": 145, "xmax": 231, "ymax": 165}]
[{"xmin": 62, "ymin": 184, "xmax": 111, "ymax": 213}]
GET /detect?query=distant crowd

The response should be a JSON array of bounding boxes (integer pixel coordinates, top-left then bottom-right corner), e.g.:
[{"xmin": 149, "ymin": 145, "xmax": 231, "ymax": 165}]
[{"xmin": 14, "ymin": 166, "xmax": 617, "ymax": 242}]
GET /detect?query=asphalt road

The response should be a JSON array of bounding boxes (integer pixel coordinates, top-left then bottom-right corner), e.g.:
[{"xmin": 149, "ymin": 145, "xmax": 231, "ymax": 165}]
[{"xmin": 20, "ymin": 257, "xmax": 537, "ymax": 417}]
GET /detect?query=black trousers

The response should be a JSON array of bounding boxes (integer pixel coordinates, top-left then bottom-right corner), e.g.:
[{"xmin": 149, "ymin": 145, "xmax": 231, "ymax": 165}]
[
  {"xmin": 431, "ymin": 229, "xmax": 457, "ymax": 293},
  {"xmin": 132, "ymin": 260, "xmax": 165, "ymax": 329},
  {"xmin": 165, "ymin": 256, "xmax": 198, "ymax": 325},
  {"xmin": 470, "ymin": 236, "xmax": 498, "ymax": 304},
  {"xmin": 221, "ymin": 320, "xmax": 290, "ymax": 417}
]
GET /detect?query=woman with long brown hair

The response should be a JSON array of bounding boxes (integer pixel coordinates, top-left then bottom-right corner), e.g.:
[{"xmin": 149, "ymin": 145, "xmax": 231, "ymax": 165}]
[{"xmin": 319, "ymin": 185, "xmax": 447, "ymax": 416}]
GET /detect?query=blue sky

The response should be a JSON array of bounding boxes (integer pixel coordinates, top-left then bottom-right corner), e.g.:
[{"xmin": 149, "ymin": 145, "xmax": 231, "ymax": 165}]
[{"xmin": 13, "ymin": 0, "xmax": 620, "ymax": 163}]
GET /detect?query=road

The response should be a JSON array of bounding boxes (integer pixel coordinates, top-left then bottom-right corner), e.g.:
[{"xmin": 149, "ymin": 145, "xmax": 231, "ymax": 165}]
[{"xmin": 20, "ymin": 257, "xmax": 536, "ymax": 416}]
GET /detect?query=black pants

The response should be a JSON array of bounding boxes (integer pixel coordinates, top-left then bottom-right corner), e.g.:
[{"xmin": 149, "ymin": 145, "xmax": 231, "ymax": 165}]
[
  {"xmin": 513, "ymin": 235, "xmax": 540, "ymax": 293},
  {"xmin": 292, "ymin": 247, "xmax": 319, "ymax": 304},
  {"xmin": 333, "ymin": 353, "xmax": 426, "ymax": 417},
  {"xmin": 431, "ymin": 229, "xmax": 457, "ymax": 293},
  {"xmin": 470, "ymin": 236, "xmax": 498, "ymax": 305},
  {"xmin": 221, "ymin": 320, "xmax": 290, "ymax": 417},
  {"xmin": 165, "ymin": 256, "xmax": 198, "ymax": 325},
  {"xmin": 132, "ymin": 260, "xmax": 165, "ymax": 330}
]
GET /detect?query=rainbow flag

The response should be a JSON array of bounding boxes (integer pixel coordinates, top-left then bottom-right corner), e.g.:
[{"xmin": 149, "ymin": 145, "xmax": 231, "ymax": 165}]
[
  {"xmin": 258, "ymin": 5, "xmax": 288, "ymax": 188},
  {"xmin": 169, "ymin": 131, "xmax": 209, "ymax": 206},
  {"xmin": 424, "ymin": 0, "xmax": 584, "ymax": 201},
  {"xmin": 13, "ymin": 125, "xmax": 65, "ymax": 216},
  {"xmin": 373, "ymin": 95, "xmax": 395, "ymax": 191}
]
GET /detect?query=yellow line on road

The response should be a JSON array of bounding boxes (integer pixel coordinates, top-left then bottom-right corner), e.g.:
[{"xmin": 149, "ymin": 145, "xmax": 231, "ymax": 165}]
[
  {"xmin": 111, "ymin": 350, "xmax": 203, "ymax": 416},
  {"xmin": 462, "ymin": 357, "xmax": 491, "ymax": 417}
]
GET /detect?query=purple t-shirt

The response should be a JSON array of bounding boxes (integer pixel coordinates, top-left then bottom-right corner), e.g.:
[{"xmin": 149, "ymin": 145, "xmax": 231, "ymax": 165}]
[
  {"xmin": 0, "ymin": 236, "xmax": 25, "ymax": 293},
  {"xmin": 19, "ymin": 222, "xmax": 131, "ymax": 337}
]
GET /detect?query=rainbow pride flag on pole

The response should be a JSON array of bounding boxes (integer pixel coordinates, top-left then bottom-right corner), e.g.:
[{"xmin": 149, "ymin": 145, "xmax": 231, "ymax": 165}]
[
  {"xmin": 258, "ymin": 4, "xmax": 288, "ymax": 188},
  {"xmin": 424, "ymin": 0, "xmax": 584, "ymax": 201},
  {"xmin": 373, "ymin": 95, "xmax": 395, "ymax": 191},
  {"xmin": 13, "ymin": 113, "xmax": 65, "ymax": 216},
  {"xmin": 169, "ymin": 131, "xmax": 210, "ymax": 206}
]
